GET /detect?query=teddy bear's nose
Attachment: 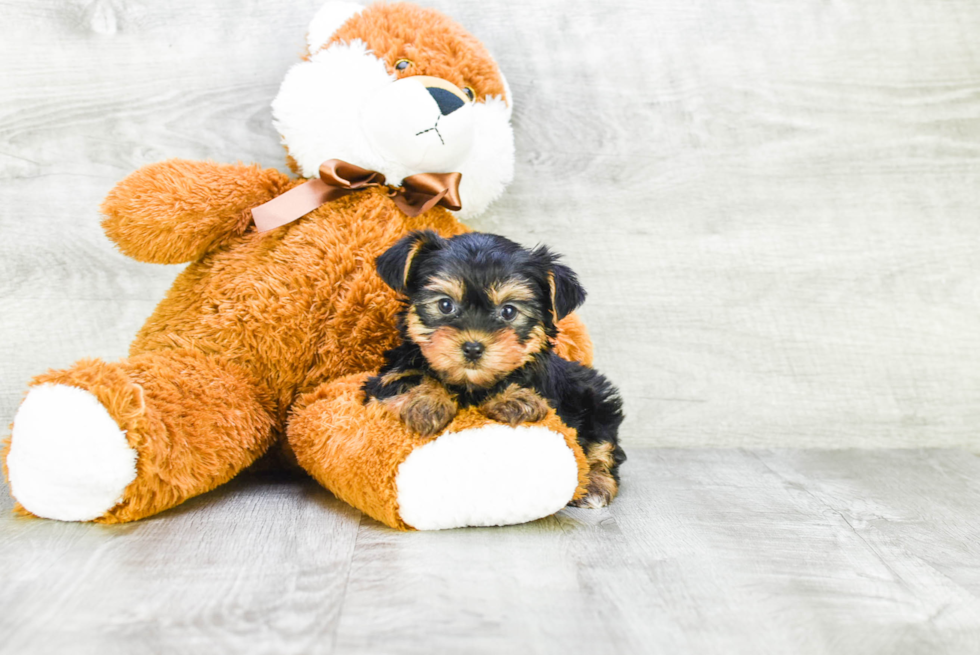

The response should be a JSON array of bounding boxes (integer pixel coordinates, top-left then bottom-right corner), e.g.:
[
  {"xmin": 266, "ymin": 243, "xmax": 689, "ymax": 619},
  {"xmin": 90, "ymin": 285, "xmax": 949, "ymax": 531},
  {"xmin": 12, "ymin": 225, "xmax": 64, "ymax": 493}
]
[{"xmin": 427, "ymin": 87, "xmax": 465, "ymax": 116}]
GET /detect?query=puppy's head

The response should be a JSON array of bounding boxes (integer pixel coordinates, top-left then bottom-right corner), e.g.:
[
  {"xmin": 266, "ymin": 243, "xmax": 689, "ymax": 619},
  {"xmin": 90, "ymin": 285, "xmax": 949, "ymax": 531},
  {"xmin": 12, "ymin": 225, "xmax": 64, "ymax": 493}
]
[
  {"xmin": 272, "ymin": 2, "xmax": 514, "ymax": 220},
  {"xmin": 376, "ymin": 231, "xmax": 586, "ymax": 387}
]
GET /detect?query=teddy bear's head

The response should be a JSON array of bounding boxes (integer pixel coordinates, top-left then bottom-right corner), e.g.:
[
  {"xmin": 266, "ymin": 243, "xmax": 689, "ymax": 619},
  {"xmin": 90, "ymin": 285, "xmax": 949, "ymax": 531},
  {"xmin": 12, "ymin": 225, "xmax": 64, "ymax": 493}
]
[{"xmin": 272, "ymin": 2, "xmax": 515, "ymax": 220}]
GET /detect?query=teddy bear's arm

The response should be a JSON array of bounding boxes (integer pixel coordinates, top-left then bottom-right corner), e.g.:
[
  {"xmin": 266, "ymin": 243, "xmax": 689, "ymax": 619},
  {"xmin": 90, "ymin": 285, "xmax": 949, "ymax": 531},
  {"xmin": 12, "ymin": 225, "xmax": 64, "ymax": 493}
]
[{"xmin": 100, "ymin": 159, "xmax": 294, "ymax": 264}]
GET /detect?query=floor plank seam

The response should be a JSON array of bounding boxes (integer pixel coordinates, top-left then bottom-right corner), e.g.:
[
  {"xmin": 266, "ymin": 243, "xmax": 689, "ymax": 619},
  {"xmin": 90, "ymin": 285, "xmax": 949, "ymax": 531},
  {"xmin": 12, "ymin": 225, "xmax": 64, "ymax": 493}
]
[{"xmin": 329, "ymin": 509, "xmax": 363, "ymax": 654}]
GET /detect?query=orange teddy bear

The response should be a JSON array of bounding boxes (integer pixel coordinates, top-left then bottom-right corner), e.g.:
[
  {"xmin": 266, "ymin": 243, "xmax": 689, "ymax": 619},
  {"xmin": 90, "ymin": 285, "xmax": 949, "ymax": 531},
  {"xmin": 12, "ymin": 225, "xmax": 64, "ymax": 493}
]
[{"xmin": 3, "ymin": 2, "xmax": 600, "ymax": 530}]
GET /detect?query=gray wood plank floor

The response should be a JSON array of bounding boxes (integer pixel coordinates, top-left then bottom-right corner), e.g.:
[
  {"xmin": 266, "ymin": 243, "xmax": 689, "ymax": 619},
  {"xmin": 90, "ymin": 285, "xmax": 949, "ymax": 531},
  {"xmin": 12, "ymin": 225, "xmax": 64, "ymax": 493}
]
[{"xmin": 2, "ymin": 448, "xmax": 980, "ymax": 655}]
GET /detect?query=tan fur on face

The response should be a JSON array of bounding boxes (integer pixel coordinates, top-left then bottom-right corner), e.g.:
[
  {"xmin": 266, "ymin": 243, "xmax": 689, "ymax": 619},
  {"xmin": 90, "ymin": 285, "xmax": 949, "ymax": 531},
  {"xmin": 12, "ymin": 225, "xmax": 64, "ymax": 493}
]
[
  {"xmin": 327, "ymin": 3, "xmax": 507, "ymax": 103},
  {"xmin": 480, "ymin": 384, "xmax": 549, "ymax": 426},
  {"xmin": 424, "ymin": 276, "xmax": 464, "ymax": 303},
  {"xmin": 405, "ymin": 306, "xmax": 435, "ymax": 344},
  {"xmin": 415, "ymin": 327, "xmax": 523, "ymax": 387},
  {"xmin": 409, "ymin": 304, "xmax": 551, "ymax": 387},
  {"xmin": 487, "ymin": 278, "xmax": 535, "ymax": 306},
  {"xmin": 520, "ymin": 324, "xmax": 549, "ymax": 362}
]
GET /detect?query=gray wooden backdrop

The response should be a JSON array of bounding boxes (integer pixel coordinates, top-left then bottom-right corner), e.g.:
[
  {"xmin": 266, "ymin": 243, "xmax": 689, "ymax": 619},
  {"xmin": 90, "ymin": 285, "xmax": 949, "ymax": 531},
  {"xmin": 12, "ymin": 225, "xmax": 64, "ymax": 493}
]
[{"xmin": 2, "ymin": 0, "xmax": 978, "ymax": 448}]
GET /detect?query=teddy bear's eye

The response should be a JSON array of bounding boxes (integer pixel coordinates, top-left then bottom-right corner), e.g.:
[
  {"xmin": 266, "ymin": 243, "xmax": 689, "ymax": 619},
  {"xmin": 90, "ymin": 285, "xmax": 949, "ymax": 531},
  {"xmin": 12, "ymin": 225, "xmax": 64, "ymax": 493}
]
[
  {"xmin": 395, "ymin": 59, "xmax": 412, "ymax": 71},
  {"xmin": 463, "ymin": 87, "xmax": 475, "ymax": 101}
]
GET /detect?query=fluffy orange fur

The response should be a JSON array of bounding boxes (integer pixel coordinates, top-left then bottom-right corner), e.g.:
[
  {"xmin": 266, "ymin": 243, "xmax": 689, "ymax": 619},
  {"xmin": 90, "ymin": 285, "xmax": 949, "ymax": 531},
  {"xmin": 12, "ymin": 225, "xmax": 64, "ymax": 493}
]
[
  {"xmin": 101, "ymin": 159, "xmax": 294, "ymax": 264},
  {"xmin": 6, "ymin": 159, "xmax": 593, "ymax": 525},
  {"xmin": 326, "ymin": 3, "xmax": 507, "ymax": 103},
  {"xmin": 552, "ymin": 313, "xmax": 594, "ymax": 368},
  {"xmin": 4, "ymin": 2, "xmax": 595, "ymax": 527},
  {"xmin": 19, "ymin": 351, "xmax": 276, "ymax": 523},
  {"xmin": 288, "ymin": 373, "xmax": 588, "ymax": 530}
]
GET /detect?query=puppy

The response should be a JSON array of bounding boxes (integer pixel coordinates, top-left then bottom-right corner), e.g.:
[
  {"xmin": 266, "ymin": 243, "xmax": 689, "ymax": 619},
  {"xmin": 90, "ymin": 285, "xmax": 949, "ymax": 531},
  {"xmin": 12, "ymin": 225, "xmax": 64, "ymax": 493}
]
[{"xmin": 363, "ymin": 230, "xmax": 626, "ymax": 508}]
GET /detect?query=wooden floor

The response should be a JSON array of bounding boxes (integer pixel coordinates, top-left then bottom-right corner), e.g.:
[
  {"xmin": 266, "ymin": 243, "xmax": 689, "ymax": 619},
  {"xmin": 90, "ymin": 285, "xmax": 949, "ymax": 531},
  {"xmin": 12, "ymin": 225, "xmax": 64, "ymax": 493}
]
[{"xmin": 2, "ymin": 448, "xmax": 980, "ymax": 654}]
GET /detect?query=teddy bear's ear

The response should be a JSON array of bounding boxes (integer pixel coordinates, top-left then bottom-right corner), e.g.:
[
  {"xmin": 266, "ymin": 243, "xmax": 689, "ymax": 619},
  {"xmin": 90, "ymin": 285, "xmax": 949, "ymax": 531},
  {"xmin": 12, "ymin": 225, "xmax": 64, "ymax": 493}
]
[
  {"xmin": 496, "ymin": 65, "xmax": 514, "ymax": 117},
  {"xmin": 375, "ymin": 230, "xmax": 446, "ymax": 294},
  {"xmin": 306, "ymin": 2, "xmax": 363, "ymax": 54}
]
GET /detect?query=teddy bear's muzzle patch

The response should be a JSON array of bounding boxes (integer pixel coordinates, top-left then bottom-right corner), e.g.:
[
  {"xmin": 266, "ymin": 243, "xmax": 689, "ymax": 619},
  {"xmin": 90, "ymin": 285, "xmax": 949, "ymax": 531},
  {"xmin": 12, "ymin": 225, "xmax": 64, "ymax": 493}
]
[{"xmin": 361, "ymin": 75, "xmax": 475, "ymax": 172}]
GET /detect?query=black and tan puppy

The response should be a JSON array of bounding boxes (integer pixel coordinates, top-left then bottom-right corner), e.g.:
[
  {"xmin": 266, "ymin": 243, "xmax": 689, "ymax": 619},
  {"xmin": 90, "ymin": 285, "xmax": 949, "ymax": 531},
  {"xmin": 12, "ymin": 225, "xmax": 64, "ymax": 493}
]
[{"xmin": 363, "ymin": 230, "xmax": 626, "ymax": 507}]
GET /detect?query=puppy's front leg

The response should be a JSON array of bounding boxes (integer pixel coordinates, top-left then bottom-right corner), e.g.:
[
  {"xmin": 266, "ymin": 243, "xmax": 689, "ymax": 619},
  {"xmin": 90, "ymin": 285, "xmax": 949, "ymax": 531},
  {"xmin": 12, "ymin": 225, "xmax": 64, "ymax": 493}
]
[
  {"xmin": 381, "ymin": 376, "xmax": 458, "ymax": 437},
  {"xmin": 479, "ymin": 384, "xmax": 550, "ymax": 426}
]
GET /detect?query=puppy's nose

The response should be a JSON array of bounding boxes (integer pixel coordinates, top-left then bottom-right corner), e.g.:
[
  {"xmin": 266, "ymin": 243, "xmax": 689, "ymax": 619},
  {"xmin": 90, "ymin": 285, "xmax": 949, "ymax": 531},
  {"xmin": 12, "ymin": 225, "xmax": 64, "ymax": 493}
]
[
  {"xmin": 462, "ymin": 341, "xmax": 485, "ymax": 361},
  {"xmin": 427, "ymin": 87, "xmax": 465, "ymax": 116}
]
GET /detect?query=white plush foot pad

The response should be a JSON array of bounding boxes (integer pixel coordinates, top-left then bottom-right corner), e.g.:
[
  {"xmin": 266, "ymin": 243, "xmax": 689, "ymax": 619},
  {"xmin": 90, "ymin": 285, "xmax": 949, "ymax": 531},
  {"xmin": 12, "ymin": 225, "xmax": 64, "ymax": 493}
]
[
  {"xmin": 395, "ymin": 424, "xmax": 580, "ymax": 530},
  {"xmin": 7, "ymin": 384, "xmax": 138, "ymax": 521}
]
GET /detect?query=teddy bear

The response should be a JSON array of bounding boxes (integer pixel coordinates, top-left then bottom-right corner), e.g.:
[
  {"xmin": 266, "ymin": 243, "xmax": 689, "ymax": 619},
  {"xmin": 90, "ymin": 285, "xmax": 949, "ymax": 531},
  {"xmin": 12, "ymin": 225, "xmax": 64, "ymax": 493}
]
[{"xmin": 3, "ymin": 1, "xmax": 600, "ymax": 530}]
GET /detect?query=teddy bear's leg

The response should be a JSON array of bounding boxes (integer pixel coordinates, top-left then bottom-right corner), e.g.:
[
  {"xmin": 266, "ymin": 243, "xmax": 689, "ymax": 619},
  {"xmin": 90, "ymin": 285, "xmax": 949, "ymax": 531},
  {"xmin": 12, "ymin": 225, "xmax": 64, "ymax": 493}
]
[
  {"xmin": 4, "ymin": 349, "xmax": 277, "ymax": 523},
  {"xmin": 286, "ymin": 374, "xmax": 590, "ymax": 531}
]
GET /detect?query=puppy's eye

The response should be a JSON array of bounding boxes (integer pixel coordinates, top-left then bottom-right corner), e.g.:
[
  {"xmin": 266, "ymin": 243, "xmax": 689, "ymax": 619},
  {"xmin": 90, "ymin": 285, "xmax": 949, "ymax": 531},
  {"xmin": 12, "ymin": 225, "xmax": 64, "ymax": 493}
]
[
  {"xmin": 395, "ymin": 59, "xmax": 412, "ymax": 71},
  {"xmin": 437, "ymin": 298, "xmax": 456, "ymax": 315},
  {"xmin": 463, "ymin": 86, "xmax": 475, "ymax": 101},
  {"xmin": 500, "ymin": 304, "xmax": 518, "ymax": 321}
]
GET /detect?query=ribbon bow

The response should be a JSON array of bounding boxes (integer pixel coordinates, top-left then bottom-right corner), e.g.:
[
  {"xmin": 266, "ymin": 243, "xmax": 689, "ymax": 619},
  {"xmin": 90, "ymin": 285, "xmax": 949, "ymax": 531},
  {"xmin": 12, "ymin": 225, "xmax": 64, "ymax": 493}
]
[{"xmin": 251, "ymin": 159, "xmax": 462, "ymax": 233}]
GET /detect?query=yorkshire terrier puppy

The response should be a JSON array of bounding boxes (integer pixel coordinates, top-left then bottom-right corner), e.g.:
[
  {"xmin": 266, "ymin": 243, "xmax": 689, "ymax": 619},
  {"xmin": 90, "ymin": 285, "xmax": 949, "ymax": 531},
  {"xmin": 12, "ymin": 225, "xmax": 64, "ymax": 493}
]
[{"xmin": 363, "ymin": 230, "xmax": 626, "ymax": 508}]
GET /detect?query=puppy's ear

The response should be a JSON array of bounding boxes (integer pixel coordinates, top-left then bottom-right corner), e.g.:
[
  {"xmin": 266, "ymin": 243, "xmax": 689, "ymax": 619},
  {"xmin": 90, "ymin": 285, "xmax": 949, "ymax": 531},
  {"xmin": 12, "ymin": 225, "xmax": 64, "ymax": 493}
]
[
  {"xmin": 532, "ymin": 246, "xmax": 586, "ymax": 322},
  {"xmin": 549, "ymin": 262, "xmax": 587, "ymax": 321},
  {"xmin": 375, "ymin": 230, "xmax": 445, "ymax": 293}
]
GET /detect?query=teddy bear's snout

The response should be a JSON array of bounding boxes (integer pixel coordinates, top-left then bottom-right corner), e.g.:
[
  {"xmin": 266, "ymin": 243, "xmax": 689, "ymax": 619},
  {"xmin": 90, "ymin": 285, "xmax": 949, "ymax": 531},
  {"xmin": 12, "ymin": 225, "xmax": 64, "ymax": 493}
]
[{"xmin": 359, "ymin": 75, "xmax": 476, "ymax": 172}]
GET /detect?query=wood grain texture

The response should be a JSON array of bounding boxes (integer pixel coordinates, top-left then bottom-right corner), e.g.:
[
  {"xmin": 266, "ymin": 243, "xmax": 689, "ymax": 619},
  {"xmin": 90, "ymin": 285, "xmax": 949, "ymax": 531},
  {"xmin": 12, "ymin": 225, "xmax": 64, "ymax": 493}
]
[
  {"xmin": 0, "ymin": 471, "xmax": 363, "ymax": 655},
  {"xmin": 1, "ymin": 0, "xmax": 979, "ymax": 447},
  {"xmin": 3, "ymin": 449, "xmax": 980, "ymax": 654}
]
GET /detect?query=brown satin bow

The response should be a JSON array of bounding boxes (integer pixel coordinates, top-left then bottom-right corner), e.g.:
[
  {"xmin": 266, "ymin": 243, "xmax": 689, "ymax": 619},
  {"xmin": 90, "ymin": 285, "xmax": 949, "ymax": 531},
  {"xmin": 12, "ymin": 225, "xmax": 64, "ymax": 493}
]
[{"xmin": 251, "ymin": 159, "xmax": 462, "ymax": 233}]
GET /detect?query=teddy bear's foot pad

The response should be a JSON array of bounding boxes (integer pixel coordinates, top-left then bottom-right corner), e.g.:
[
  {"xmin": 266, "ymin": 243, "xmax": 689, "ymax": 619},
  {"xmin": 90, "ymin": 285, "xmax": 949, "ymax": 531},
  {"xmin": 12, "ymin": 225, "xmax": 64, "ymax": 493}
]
[
  {"xmin": 7, "ymin": 384, "xmax": 137, "ymax": 521},
  {"xmin": 395, "ymin": 424, "xmax": 581, "ymax": 530}
]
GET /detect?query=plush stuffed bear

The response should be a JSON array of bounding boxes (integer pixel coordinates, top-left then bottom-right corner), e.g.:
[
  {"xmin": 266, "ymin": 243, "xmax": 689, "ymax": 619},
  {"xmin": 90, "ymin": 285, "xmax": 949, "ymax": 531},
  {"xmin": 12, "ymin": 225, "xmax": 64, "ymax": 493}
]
[{"xmin": 3, "ymin": 1, "xmax": 600, "ymax": 530}]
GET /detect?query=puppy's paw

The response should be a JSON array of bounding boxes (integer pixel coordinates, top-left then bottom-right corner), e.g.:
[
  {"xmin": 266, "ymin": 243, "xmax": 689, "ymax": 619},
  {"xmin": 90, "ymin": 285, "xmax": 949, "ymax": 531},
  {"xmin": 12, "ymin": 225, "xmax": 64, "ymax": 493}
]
[
  {"xmin": 399, "ymin": 382, "xmax": 457, "ymax": 437},
  {"xmin": 567, "ymin": 487, "xmax": 615, "ymax": 509},
  {"xmin": 568, "ymin": 466, "xmax": 619, "ymax": 509},
  {"xmin": 480, "ymin": 386, "xmax": 550, "ymax": 426}
]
